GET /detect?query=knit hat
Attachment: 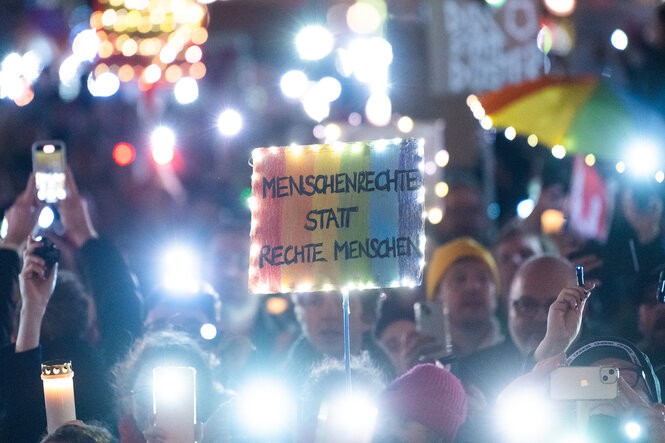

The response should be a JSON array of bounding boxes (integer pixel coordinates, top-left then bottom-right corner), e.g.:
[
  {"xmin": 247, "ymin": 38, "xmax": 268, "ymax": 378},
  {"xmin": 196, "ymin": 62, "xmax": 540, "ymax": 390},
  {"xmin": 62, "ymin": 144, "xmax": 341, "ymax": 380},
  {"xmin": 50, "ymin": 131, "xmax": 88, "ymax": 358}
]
[
  {"xmin": 426, "ymin": 237, "xmax": 500, "ymax": 301},
  {"xmin": 380, "ymin": 363, "xmax": 467, "ymax": 441},
  {"xmin": 566, "ymin": 337, "xmax": 662, "ymax": 403}
]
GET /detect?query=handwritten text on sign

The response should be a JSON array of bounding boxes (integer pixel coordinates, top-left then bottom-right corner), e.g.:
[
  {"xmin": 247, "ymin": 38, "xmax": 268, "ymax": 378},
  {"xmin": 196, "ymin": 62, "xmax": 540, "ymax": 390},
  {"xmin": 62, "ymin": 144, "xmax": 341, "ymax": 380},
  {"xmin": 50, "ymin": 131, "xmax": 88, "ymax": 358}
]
[{"xmin": 248, "ymin": 139, "xmax": 425, "ymax": 294}]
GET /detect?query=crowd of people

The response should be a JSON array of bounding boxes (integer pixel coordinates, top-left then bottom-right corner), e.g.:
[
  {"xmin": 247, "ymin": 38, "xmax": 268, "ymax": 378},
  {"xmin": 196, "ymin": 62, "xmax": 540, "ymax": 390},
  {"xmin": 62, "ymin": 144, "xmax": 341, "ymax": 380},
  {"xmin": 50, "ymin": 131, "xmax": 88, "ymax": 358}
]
[{"xmin": 0, "ymin": 163, "xmax": 664, "ymax": 443}]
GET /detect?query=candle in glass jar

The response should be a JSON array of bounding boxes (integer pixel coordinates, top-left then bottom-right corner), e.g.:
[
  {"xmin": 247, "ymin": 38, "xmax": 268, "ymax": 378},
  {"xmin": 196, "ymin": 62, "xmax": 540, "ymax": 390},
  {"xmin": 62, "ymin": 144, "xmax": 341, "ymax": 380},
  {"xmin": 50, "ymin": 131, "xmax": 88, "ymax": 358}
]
[{"xmin": 41, "ymin": 361, "xmax": 76, "ymax": 433}]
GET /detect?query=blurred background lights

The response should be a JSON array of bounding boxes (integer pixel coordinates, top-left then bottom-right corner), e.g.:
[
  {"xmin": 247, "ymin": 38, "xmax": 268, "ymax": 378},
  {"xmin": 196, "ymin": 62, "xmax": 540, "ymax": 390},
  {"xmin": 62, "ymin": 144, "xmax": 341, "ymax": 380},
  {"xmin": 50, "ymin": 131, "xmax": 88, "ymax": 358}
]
[
  {"xmin": 113, "ymin": 142, "xmax": 136, "ymax": 166},
  {"xmin": 317, "ymin": 76, "xmax": 342, "ymax": 102},
  {"xmin": 59, "ymin": 55, "xmax": 81, "ymax": 85},
  {"xmin": 656, "ymin": 170, "xmax": 665, "ymax": 183},
  {"xmin": 346, "ymin": 2, "xmax": 382, "ymax": 34},
  {"xmin": 303, "ymin": 89, "xmax": 331, "ymax": 122},
  {"xmin": 543, "ymin": 0, "xmax": 576, "ymax": 17},
  {"xmin": 38, "ymin": 206, "xmax": 55, "ymax": 229},
  {"xmin": 584, "ymin": 154, "xmax": 596, "ymax": 166},
  {"xmin": 72, "ymin": 29, "xmax": 100, "ymax": 62},
  {"xmin": 151, "ymin": 126, "xmax": 175, "ymax": 165},
  {"xmin": 624, "ymin": 421, "xmax": 641, "ymax": 440},
  {"xmin": 87, "ymin": 71, "xmax": 120, "ymax": 97},
  {"xmin": 296, "ymin": 25, "xmax": 334, "ymax": 61},
  {"xmin": 266, "ymin": 296, "xmax": 289, "ymax": 315},
  {"xmin": 318, "ymin": 393, "xmax": 378, "ymax": 440},
  {"xmin": 504, "ymin": 126, "xmax": 516, "ymax": 140},
  {"xmin": 397, "ymin": 116, "xmax": 414, "ymax": 133},
  {"xmin": 541, "ymin": 209, "xmax": 565, "ymax": 234},
  {"xmin": 435, "ymin": 181, "xmax": 449, "ymax": 198},
  {"xmin": 280, "ymin": 70, "xmax": 309, "ymax": 99},
  {"xmin": 487, "ymin": 202, "xmax": 501, "ymax": 220},
  {"xmin": 625, "ymin": 139, "xmax": 659, "ymax": 176},
  {"xmin": 517, "ymin": 198, "xmax": 535, "ymax": 219},
  {"xmin": 527, "ymin": 134, "xmax": 539, "ymax": 147},
  {"xmin": 611, "ymin": 29, "xmax": 628, "ymax": 51},
  {"xmin": 348, "ymin": 37, "xmax": 392, "ymax": 88},
  {"xmin": 434, "ymin": 149, "xmax": 449, "ymax": 167},
  {"xmin": 217, "ymin": 109, "xmax": 243, "ymax": 136},
  {"xmin": 480, "ymin": 115, "xmax": 493, "ymax": 130},
  {"xmin": 424, "ymin": 161, "xmax": 437, "ymax": 176},
  {"xmin": 616, "ymin": 161, "xmax": 626, "ymax": 174},
  {"xmin": 485, "ymin": 0, "xmax": 507, "ymax": 6},
  {"xmin": 496, "ymin": 390, "xmax": 553, "ymax": 441},
  {"xmin": 551, "ymin": 144, "xmax": 566, "ymax": 159},
  {"xmin": 428, "ymin": 207, "xmax": 443, "ymax": 224},
  {"xmin": 365, "ymin": 92, "xmax": 391, "ymax": 126},
  {"xmin": 174, "ymin": 77, "xmax": 199, "ymax": 104},
  {"xmin": 199, "ymin": 323, "xmax": 217, "ymax": 341},
  {"xmin": 324, "ymin": 123, "xmax": 341, "ymax": 142},
  {"xmin": 143, "ymin": 64, "xmax": 162, "ymax": 84}
]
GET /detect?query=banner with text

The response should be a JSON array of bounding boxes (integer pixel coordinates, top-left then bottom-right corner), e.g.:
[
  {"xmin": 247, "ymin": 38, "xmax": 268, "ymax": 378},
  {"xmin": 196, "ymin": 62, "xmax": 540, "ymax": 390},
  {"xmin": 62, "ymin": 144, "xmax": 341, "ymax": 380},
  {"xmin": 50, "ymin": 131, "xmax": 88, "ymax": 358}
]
[{"xmin": 249, "ymin": 138, "xmax": 425, "ymax": 294}]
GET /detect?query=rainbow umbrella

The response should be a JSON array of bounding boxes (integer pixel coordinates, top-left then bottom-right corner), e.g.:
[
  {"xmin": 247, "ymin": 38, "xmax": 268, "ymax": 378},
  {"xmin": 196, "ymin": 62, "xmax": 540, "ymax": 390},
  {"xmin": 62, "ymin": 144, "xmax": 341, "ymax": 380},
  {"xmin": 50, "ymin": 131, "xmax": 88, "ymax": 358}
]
[{"xmin": 471, "ymin": 75, "xmax": 665, "ymax": 163}]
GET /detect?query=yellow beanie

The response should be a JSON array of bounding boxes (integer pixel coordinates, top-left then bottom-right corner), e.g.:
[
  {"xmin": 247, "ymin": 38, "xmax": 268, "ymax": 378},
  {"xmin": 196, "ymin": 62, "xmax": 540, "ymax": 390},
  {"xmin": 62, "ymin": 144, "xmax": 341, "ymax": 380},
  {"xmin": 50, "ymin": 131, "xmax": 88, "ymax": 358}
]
[{"xmin": 426, "ymin": 237, "xmax": 500, "ymax": 301}]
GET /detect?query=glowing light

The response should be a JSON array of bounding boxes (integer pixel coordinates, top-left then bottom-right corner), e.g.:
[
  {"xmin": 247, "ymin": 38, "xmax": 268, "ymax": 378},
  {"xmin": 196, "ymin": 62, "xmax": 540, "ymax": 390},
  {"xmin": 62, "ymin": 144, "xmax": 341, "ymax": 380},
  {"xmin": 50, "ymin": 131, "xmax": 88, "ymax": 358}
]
[
  {"xmin": 496, "ymin": 390, "xmax": 553, "ymax": 441},
  {"xmin": 541, "ymin": 209, "xmax": 565, "ymax": 234},
  {"xmin": 517, "ymin": 198, "xmax": 535, "ymax": 219},
  {"xmin": 143, "ymin": 64, "xmax": 162, "ymax": 83},
  {"xmin": 504, "ymin": 126, "xmax": 516, "ymax": 140},
  {"xmin": 113, "ymin": 142, "xmax": 136, "ymax": 166},
  {"xmin": 348, "ymin": 37, "xmax": 392, "ymax": 89},
  {"xmin": 551, "ymin": 144, "xmax": 566, "ymax": 159},
  {"xmin": 185, "ymin": 45, "xmax": 202, "ymax": 63},
  {"xmin": 59, "ymin": 55, "xmax": 81, "ymax": 85},
  {"xmin": 266, "ymin": 297, "xmax": 289, "ymax": 315},
  {"xmin": 296, "ymin": 25, "xmax": 334, "ymax": 61},
  {"xmin": 485, "ymin": 0, "xmax": 506, "ymax": 6},
  {"xmin": 346, "ymin": 2, "xmax": 382, "ymax": 35},
  {"xmin": 537, "ymin": 25, "xmax": 553, "ymax": 54},
  {"xmin": 435, "ymin": 182, "xmax": 449, "ymax": 198},
  {"xmin": 174, "ymin": 76, "xmax": 198, "ymax": 104},
  {"xmin": 365, "ymin": 93, "xmax": 391, "ymax": 126},
  {"xmin": 427, "ymin": 207, "xmax": 443, "ymax": 224},
  {"xmin": 164, "ymin": 65, "xmax": 182, "ymax": 83},
  {"xmin": 318, "ymin": 76, "xmax": 342, "ymax": 102},
  {"xmin": 611, "ymin": 29, "xmax": 628, "ymax": 51},
  {"xmin": 121, "ymin": 38, "xmax": 138, "ymax": 56},
  {"xmin": 348, "ymin": 112, "xmax": 362, "ymax": 126},
  {"xmin": 318, "ymin": 392, "xmax": 378, "ymax": 441},
  {"xmin": 72, "ymin": 29, "xmax": 101, "ymax": 62},
  {"xmin": 161, "ymin": 244, "xmax": 200, "ymax": 291},
  {"xmin": 200, "ymin": 323, "xmax": 217, "ymax": 341},
  {"xmin": 397, "ymin": 116, "xmax": 414, "ymax": 133},
  {"xmin": 625, "ymin": 139, "xmax": 659, "ymax": 176},
  {"xmin": 21, "ymin": 51, "xmax": 42, "ymax": 82},
  {"xmin": 434, "ymin": 149, "xmax": 450, "ymax": 167},
  {"xmin": 87, "ymin": 71, "xmax": 120, "ymax": 97},
  {"xmin": 118, "ymin": 64, "xmax": 135, "ymax": 82},
  {"xmin": 480, "ymin": 116, "xmax": 493, "ymax": 130},
  {"xmin": 0, "ymin": 217, "xmax": 7, "ymax": 238},
  {"xmin": 584, "ymin": 154, "xmax": 596, "ymax": 166},
  {"xmin": 527, "ymin": 134, "xmax": 539, "ymax": 147},
  {"xmin": 625, "ymin": 421, "xmax": 641, "ymax": 440},
  {"xmin": 217, "ymin": 109, "xmax": 243, "ymax": 136},
  {"xmin": 424, "ymin": 161, "xmax": 437, "ymax": 176},
  {"xmin": 38, "ymin": 206, "xmax": 55, "ymax": 229},
  {"xmin": 543, "ymin": 0, "xmax": 576, "ymax": 16},
  {"xmin": 280, "ymin": 70, "xmax": 308, "ymax": 99},
  {"xmin": 616, "ymin": 161, "xmax": 626, "ymax": 174},
  {"xmin": 237, "ymin": 380, "xmax": 296, "ymax": 437},
  {"xmin": 324, "ymin": 123, "xmax": 341, "ymax": 142},
  {"xmin": 303, "ymin": 89, "xmax": 330, "ymax": 122},
  {"xmin": 151, "ymin": 126, "xmax": 175, "ymax": 165},
  {"xmin": 656, "ymin": 170, "xmax": 664, "ymax": 183}
]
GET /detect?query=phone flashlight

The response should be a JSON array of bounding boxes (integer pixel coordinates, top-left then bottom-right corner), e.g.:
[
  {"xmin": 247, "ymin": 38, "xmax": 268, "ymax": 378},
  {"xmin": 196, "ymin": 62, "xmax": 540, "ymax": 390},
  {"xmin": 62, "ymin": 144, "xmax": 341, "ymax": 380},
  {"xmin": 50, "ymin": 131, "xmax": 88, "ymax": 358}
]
[{"xmin": 576, "ymin": 266, "xmax": 584, "ymax": 287}]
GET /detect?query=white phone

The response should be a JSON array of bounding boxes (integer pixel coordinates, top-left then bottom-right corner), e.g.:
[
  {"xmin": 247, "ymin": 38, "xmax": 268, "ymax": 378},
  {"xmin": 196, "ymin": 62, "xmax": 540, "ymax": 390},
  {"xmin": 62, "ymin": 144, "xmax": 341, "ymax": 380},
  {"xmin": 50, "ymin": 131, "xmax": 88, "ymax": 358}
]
[
  {"xmin": 413, "ymin": 301, "xmax": 452, "ymax": 358},
  {"xmin": 550, "ymin": 366, "xmax": 619, "ymax": 400},
  {"xmin": 153, "ymin": 366, "xmax": 197, "ymax": 443},
  {"xmin": 32, "ymin": 140, "xmax": 66, "ymax": 203}
]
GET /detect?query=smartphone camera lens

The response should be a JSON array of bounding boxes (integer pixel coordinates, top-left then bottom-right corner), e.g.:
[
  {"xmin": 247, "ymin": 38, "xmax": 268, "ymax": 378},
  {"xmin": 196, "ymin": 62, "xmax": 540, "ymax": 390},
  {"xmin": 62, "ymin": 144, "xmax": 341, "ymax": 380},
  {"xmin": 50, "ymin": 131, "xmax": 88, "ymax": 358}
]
[
  {"xmin": 602, "ymin": 375, "xmax": 608, "ymax": 381},
  {"xmin": 609, "ymin": 369, "xmax": 615, "ymax": 375}
]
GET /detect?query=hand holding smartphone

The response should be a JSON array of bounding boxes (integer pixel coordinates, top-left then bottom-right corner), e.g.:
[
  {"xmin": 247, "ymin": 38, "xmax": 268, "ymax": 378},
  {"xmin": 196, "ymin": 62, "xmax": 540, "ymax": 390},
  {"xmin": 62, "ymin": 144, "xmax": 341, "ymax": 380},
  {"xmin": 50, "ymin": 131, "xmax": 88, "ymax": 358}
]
[{"xmin": 32, "ymin": 140, "xmax": 66, "ymax": 203}]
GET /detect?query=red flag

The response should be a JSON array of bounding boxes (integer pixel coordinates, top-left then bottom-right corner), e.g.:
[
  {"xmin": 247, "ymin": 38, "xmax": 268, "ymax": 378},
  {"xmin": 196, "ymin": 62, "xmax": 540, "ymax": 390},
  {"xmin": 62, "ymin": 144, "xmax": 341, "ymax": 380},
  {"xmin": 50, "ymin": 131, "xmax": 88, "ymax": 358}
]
[{"xmin": 568, "ymin": 156, "xmax": 615, "ymax": 242}]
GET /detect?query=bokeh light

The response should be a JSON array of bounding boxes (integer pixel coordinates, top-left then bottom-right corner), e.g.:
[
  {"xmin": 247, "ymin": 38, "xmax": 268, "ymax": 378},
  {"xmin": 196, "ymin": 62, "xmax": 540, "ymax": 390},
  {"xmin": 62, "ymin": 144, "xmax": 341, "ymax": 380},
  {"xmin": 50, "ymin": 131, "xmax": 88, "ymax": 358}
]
[
  {"xmin": 113, "ymin": 142, "xmax": 136, "ymax": 166},
  {"xmin": 365, "ymin": 93, "xmax": 391, "ymax": 126},
  {"xmin": 435, "ymin": 181, "xmax": 449, "ymax": 198},
  {"xmin": 296, "ymin": 25, "xmax": 334, "ymax": 61},
  {"xmin": 174, "ymin": 77, "xmax": 198, "ymax": 104},
  {"xmin": 544, "ymin": 0, "xmax": 576, "ymax": 16},
  {"xmin": 427, "ymin": 207, "xmax": 443, "ymax": 224},
  {"xmin": 397, "ymin": 116, "xmax": 414, "ymax": 133},
  {"xmin": 611, "ymin": 29, "xmax": 628, "ymax": 51},
  {"xmin": 551, "ymin": 144, "xmax": 566, "ymax": 159},
  {"xmin": 280, "ymin": 70, "xmax": 308, "ymax": 99},
  {"xmin": 217, "ymin": 109, "xmax": 243, "ymax": 136},
  {"xmin": 346, "ymin": 2, "xmax": 382, "ymax": 35},
  {"xmin": 504, "ymin": 126, "xmax": 516, "ymax": 140}
]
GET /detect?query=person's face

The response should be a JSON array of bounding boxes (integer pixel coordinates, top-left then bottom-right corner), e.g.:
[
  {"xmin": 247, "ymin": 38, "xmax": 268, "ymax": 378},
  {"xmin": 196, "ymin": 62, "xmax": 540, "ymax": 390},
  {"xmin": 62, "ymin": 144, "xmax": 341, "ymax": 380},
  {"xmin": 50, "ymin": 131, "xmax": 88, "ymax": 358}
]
[
  {"xmin": 433, "ymin": 258, "xmax": 496, "ymax": 326},
  {"xmin": 494, "ymin": 234, "xmax": 543, "ymax": 297},
  {"xmin": 638, "ymin": 299, "xmax": 665, "ymax": 350},
  {"xmin": 379, "ymin": 320, "xmax": 418, "ymax": 375},
  {"xmin": 294, "ymin": 292, "xmax": 370, "ymax": 356},
  {"xmin": 508, "ymin": 264, "xmax": 569, "ymax": 355},
  {"xmin": 585, "ymin": 358, "xmax": 651, "ymax": 417}
]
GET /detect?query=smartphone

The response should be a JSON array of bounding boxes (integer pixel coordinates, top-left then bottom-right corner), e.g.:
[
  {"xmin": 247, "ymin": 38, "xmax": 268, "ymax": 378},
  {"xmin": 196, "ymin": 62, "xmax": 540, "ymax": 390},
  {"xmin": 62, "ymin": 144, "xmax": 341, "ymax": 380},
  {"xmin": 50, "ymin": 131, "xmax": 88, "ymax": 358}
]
[
  {"xmin": 32, "ymin": 140, "xmax": 66, "ymax": 203},
  {"xmin": 153, "ymin": 366, "xmax": 196, "ymax": 443},
  {"xmin": 550, "ymin": 366, "xmax": 619, "ymax": 400},
  {"xmin": 413, "ymin": 301, "xmax": 452, "ymax": 358}
]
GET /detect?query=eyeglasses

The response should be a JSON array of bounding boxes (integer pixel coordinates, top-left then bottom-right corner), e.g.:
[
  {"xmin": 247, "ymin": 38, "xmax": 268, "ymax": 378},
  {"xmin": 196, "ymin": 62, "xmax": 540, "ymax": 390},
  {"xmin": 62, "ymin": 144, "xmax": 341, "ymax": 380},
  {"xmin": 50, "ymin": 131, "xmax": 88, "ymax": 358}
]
[{"xmin": 512, "ymin": 297, "xmax": 556, "ymax": 316}]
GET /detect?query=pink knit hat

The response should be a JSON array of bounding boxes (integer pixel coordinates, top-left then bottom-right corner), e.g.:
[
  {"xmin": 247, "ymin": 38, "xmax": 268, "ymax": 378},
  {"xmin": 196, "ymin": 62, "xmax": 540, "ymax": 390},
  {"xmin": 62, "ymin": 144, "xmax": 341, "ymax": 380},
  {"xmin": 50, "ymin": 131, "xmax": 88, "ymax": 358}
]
[{"xmin": 380, "ymin": 364, "xmax": 467, "ymax": 441}]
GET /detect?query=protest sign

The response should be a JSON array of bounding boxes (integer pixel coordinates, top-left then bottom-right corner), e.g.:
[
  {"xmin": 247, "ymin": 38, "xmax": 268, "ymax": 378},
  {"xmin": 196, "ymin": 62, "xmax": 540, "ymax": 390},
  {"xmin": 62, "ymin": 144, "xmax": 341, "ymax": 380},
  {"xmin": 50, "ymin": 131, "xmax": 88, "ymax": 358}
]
[{"xmin": 249, "ymin": 138, "xmax": 425, "ymax": 294}]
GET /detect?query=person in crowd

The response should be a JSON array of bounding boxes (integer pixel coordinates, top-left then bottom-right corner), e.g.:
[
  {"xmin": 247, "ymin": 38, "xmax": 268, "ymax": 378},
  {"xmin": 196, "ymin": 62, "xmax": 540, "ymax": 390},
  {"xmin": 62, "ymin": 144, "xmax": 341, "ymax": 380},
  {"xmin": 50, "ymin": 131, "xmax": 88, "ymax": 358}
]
[
  {"xmin": 375, "ymin": 363, "xmax": 468, "ymax": 443},
  {"xmin": 40, "ymin": 421, "xmax": 115, "ymax": 443},
  {"xmin": 425, "ymin": 237, "xmax": 503, "ymax": 357},
  {"xmin": 374, "ymin": 292, "xmax": 417, "ymax": 376},
  {"xmin": 491, "ymin": 223, "xmax": 549, "ymax": 325},
  {"xmin": 636, "ymin": 266, "xmax": 665, "ymax": 369},
  {"xmin": 0, "ymin": 237, "xmax": 116, "ymax": 442},
  {"xmin": 112, "ymin": 329, "xmax": 229, "ymax": 443},
  {"xmin": 430, "ymin": 173, "xmax": 492, "ymax": 247},
  {"xmin": 284, "ymin": 290, "xmax": 395, "ymax": 386},
  {"xmin": 298, "ymin": 355, "xmax": 386, "ymax": 442}
]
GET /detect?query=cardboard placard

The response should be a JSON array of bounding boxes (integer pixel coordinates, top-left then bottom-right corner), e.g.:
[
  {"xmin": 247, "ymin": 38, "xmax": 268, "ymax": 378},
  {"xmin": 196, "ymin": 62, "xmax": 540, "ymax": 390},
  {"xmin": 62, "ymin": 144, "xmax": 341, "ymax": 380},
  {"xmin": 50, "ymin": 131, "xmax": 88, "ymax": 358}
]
[{"xmin": 249, "ymin": 138, "xmax": 425, "ymax": 294}]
